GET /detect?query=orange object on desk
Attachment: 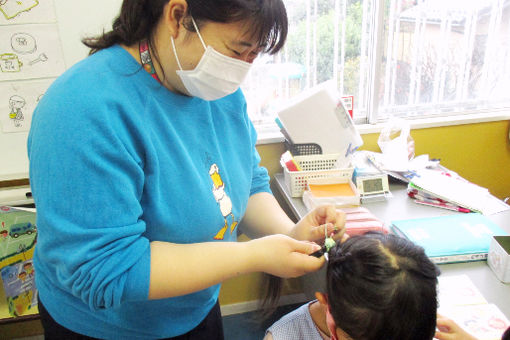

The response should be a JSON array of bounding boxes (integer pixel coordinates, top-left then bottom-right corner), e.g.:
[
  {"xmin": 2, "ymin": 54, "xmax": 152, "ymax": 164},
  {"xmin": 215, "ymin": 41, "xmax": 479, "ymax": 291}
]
[{"xmin": 308, "ymin": 183, "xmax": 355, "ymax": 197}]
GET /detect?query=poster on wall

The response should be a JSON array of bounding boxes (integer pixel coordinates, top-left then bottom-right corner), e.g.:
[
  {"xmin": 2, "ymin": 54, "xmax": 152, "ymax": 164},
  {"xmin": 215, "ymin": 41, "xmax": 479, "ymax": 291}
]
[
  {"xmin": 0, "ymin": 0, "xmax": 56, "ymax": 25},
  {"xmin": 0, "ymin": 0, "xmax": 63, "ymax": 144},
  {"xmin": 0, "ymin": 24, "xmax": 65, "ymax": 81},
  {"xmin": 0, "ymin": 78, "xmax": 53, "ymax": 133}
]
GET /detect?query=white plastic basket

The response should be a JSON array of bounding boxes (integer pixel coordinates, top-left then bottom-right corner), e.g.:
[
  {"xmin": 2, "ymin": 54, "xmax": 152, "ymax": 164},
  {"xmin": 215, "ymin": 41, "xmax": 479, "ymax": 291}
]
[{"xmin": 281, "ymin": 153, "xmax": 353, "ymax": 197}]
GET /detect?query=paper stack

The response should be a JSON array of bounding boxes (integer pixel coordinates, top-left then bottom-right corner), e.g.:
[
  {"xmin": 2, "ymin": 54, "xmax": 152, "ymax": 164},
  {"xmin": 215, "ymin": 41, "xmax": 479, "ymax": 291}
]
[{"xmin": 408, "ymin": 168, "xmax": 510, "ymax": 215}]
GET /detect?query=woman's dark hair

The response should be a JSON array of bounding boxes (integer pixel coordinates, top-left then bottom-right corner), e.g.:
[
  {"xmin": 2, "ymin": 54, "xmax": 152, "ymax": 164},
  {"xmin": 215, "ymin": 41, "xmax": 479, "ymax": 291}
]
[
  {"xmin": 82, "ymin": 0, "xmax": 288, "ymax": 55},
  {"xmin": 327, "ymin": 232, "xmax": 440, "ymax": 340}
]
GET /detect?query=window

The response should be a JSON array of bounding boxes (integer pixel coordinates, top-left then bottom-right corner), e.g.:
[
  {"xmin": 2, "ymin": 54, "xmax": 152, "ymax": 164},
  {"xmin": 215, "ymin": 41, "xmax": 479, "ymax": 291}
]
[{"xmin": 242, "ymin": 0, "xmax": 510, "ymax": 131}]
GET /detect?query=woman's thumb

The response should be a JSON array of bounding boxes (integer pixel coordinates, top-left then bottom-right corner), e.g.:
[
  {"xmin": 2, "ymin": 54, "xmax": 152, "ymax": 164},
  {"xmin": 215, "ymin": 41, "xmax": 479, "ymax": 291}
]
[{"xmin": 292, "ymin": 239, "xmax": 322, "ymax": 255}]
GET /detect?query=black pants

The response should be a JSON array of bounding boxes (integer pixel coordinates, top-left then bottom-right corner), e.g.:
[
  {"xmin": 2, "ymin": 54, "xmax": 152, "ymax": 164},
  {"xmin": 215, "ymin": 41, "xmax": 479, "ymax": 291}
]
[{"xmin": 38, "ymin": 298, "xmax": 225, "ymax": 340}]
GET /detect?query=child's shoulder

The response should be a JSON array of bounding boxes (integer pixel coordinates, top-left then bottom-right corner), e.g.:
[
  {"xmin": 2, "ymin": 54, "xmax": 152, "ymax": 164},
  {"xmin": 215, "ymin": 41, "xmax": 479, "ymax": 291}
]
[{"xmin": 266, "ymin": 301, "xmax": 323, "ymax": 340}]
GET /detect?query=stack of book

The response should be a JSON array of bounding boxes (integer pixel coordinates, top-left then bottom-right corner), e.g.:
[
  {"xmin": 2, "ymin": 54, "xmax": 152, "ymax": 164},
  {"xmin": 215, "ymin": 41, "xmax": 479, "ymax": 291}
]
[
  {"xmin": 407, "ymin": 168, "xmax": 510, "ymax": 215},
  {"xmin": 407, "ymin": 184, "xmax": 472, "ymax": 213}
]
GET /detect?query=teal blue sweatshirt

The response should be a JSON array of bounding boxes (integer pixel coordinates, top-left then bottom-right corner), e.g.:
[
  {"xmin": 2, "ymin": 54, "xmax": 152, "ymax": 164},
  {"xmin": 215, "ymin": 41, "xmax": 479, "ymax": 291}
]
[{"xmin": 27, "ymin": 45, "xmax": 271, "ymax": 339}]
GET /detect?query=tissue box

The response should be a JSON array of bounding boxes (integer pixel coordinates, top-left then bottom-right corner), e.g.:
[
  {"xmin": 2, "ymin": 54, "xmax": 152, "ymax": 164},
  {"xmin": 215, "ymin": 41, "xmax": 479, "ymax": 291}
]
[{"xmin": 488, "ymin": 236, "xmax": 510, "ymax": 283}]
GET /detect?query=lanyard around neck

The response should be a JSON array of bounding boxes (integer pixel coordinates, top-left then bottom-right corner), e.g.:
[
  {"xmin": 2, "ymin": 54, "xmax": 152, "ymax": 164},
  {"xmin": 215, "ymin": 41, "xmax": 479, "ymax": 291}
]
[{"xmin": 139, "ymin": 39, "xmax": 161, "ymax": 84}]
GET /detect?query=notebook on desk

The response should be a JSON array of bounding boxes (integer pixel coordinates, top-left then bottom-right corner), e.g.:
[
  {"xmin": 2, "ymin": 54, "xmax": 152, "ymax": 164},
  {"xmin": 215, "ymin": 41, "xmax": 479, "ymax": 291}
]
[{"xmin": 391, "ymin": 213, "xmax": 508, "ymax": 264}]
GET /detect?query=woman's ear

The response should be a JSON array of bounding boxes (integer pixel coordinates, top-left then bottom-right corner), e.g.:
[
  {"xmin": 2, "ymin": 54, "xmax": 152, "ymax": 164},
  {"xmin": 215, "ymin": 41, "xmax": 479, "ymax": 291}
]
[{"xmin": 163, "ymin": 0, "xmax": 188, "ymax": 38}]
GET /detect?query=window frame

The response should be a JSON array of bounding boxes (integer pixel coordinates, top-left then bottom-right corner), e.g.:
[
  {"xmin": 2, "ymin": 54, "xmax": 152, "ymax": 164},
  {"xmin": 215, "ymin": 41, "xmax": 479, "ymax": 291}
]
[{"xmin": 252, "ymin": 0, "xmax": 510, "ymax": 143}]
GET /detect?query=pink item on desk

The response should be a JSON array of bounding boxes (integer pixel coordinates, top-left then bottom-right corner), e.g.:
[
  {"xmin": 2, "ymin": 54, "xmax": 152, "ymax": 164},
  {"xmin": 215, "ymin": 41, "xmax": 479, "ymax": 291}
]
[
  {"xmin": 414, "ymin": 199, "xmax": 471, "ymax": 213},
  {"xmin": 339, "ymin": 207, "xmax": 388, "ymax": 235}
]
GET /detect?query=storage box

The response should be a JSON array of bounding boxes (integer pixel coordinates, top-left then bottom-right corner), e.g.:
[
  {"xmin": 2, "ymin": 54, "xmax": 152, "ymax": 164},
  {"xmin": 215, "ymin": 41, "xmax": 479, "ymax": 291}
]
[
  {"xmin": 281, "ymin": 153, "xmax": 353, "ymax": 197},
  {"xmin": 488, "ymin": 236, "xmax": 510, "ymax": 283},
  {"xmin": 302, "ymin": 177, "xmax": 360, "ymax": 210}
]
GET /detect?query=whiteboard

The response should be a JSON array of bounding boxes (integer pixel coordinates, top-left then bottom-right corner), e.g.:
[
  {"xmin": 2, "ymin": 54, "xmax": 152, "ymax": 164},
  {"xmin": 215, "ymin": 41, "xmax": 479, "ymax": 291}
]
[{"xmin": 0, "ymin": 0, "xmax": 123, "ymax": 181}]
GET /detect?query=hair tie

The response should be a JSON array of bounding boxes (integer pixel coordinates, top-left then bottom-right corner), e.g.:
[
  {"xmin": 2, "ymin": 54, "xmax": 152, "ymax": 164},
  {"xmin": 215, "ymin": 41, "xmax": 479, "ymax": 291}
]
[
  {"xmin": 337, "ymin": 251, "xmax": 352, "ymax": 262},
  {"xmin": 330, "ymin": 248, "xmax": 352, "ymax": 264}
]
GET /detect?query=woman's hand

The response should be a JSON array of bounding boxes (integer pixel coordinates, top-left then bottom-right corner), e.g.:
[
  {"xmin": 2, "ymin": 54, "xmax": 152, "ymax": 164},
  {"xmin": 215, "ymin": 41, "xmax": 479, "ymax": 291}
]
[
  {"xmin": 288, "ymin": 205, "xmax": 346, "ymax": 244},
  {"xmin": 248, "ymin": 234, "xmax": 325, "ymax": 278},
  {"xmin": 435, "ymin": 314, "xmax": 478, "ymax": 340}
]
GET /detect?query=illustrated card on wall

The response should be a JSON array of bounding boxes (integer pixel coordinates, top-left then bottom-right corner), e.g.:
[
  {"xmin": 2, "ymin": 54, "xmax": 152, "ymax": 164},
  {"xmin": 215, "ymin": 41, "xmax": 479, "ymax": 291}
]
[
  {"xmin": 0, "ymin": 78, "xmax": 53, "ymax": 133},
  {"xmin": 0, "ymin": 0, "xmax": 57, "ymax": 24},
  {"xmin": 0, "ymin": 23, "xmax": 65, "ymax": 81}
]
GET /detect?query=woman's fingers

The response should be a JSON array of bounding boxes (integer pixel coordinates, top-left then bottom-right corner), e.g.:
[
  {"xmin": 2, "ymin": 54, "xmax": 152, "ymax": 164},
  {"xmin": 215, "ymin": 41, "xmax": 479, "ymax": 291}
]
[{"xmin": 250, "ymin": 235, "xmax": 326, "ymax": 278}]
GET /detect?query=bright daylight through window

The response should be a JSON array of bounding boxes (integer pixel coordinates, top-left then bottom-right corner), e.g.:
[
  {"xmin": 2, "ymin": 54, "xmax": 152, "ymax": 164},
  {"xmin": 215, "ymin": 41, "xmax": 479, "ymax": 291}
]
[{"xmin": 242, "ymin": 0, "xmax": 510, "ymax": 132}]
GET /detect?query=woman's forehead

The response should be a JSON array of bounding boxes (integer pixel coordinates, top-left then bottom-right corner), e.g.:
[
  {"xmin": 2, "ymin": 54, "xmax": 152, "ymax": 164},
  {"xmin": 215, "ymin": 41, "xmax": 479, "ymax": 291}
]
[{"xmin": 203, "ymin": 20, "xmax": 265, "ymax": 48}]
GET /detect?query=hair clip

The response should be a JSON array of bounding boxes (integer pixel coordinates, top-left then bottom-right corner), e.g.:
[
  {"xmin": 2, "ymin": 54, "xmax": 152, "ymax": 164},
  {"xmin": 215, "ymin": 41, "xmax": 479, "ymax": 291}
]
[
  {"xmin": 311, "ymin": 229, "xmax": 336, "ymax": 259},
  {"xmin": 311, "ymin": 244, "xmax": 328, "ymax": 258}
]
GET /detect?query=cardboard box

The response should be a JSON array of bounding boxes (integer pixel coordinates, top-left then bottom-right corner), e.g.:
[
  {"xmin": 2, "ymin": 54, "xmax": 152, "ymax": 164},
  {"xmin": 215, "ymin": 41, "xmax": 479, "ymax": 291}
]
[{"xmin": 488, "ymin": 236, "xmax": 510, "ymax": 283}]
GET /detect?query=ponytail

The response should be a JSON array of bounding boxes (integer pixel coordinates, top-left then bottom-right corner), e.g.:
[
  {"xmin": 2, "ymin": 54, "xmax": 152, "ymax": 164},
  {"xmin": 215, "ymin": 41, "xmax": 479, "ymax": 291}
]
[{"xmin": 82, "ymin": 0, "xmax": 168, "ymax": 55}]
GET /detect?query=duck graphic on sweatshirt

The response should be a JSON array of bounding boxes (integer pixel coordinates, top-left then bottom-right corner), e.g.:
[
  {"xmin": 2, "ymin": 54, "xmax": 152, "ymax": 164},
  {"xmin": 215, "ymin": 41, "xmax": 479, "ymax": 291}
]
[{"xmin": 209, "ymin": 163, "xmax": 238, "ymax": 240}]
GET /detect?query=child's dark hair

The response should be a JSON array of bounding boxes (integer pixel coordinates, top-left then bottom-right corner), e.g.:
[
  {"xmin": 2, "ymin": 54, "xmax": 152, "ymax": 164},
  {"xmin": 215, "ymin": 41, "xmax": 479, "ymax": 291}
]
[
  {"xmin": 327, "ymin": 232, "xmax": 440, "ymax": 340},
  {"xmin": 502, "ymin": 326, "xmax": 510, "ymax": 340},
  {"xmin": 82, "ymin": 0, "xmax": 288, "ymax": 55}
]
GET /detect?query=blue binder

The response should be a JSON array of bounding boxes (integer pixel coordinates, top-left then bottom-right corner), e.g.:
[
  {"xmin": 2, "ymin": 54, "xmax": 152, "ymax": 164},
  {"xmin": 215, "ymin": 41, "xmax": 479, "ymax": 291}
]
[{"xmin": 391, "ymin": 213, "xmax": 508, "ymax": 264}]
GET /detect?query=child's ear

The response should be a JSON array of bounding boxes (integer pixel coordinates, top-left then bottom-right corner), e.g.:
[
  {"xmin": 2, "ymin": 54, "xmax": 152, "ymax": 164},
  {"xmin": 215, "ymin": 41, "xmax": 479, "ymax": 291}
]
[
  {"xmin": 316, "ymin": 292, "xmax": 350, "ymax": 340},
  {"xmin": 315, "ymin": 292, "xmax": 328, "ymax": 306}
]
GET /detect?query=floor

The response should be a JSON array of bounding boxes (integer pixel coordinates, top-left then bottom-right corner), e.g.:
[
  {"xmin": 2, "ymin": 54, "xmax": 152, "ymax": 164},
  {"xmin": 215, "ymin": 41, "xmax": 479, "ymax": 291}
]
[{"xmin": 13, "ymin": 303, "xmax": 303, "ymax": 340}]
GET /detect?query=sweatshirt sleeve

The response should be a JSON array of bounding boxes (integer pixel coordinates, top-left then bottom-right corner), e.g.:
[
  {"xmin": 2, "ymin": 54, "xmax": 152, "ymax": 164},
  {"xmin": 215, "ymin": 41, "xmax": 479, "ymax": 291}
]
[
  {"xmin": 28, "ymin": 79, "xmax": 150, "ymax": 311},
  {"xmin": 247, "ymin": 120, "xmax": 272, "ymax": 196}
]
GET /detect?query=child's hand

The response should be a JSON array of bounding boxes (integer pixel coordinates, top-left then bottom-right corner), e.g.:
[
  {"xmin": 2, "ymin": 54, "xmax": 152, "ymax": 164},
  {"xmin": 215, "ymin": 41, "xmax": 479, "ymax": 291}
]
[{"xmin": 435, "ymin": 314, "xmax": 478, "ymax": 340}]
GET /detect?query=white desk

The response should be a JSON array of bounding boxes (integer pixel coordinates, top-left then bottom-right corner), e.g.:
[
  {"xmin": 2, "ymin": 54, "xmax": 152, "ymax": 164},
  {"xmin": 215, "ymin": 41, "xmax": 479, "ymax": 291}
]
[{"xmin": 272, "ymin": 173, "xmax": 510, "ymax": 318}]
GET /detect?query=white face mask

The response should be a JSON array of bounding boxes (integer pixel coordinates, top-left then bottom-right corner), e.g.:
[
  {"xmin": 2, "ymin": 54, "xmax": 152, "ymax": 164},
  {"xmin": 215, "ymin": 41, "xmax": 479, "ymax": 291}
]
[{"xmin": 171, "ymin": 17, "xmax": 252, "ymax": 101}]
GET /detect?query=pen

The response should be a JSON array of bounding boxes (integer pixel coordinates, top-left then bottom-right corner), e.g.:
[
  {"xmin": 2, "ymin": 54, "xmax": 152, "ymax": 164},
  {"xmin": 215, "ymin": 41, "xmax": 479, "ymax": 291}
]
[
  {"xmin": 414, "ymin": 199, "xmax": 471, "ymax": 213},
  {"xmin": 409, "ymin": 190, "xmax": 460, "ymax": 205},
  {"xmin": 413, "ymin": 195, "xmax": 454, "ymax": 206}
]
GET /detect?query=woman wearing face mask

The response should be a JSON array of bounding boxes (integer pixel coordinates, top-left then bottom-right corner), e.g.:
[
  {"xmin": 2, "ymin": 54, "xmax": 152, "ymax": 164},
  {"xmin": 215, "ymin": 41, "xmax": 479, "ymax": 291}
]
[{"xmin": 27, "ymin": 0, "xmax": 346, "ymax": 339}]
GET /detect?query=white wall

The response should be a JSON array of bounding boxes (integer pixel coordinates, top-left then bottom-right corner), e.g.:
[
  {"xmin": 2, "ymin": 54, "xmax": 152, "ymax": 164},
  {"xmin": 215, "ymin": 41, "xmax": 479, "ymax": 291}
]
[{"xmin": 54, "ymin": 0, "xmax": 123, "ymax": 68}]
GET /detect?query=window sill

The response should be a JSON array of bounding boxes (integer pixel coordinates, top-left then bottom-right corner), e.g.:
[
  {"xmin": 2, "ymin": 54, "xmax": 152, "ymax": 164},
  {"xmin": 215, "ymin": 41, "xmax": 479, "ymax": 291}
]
[{"xmin": 256, "ymin": 109, "xmax": 510, "ymax": 145}]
